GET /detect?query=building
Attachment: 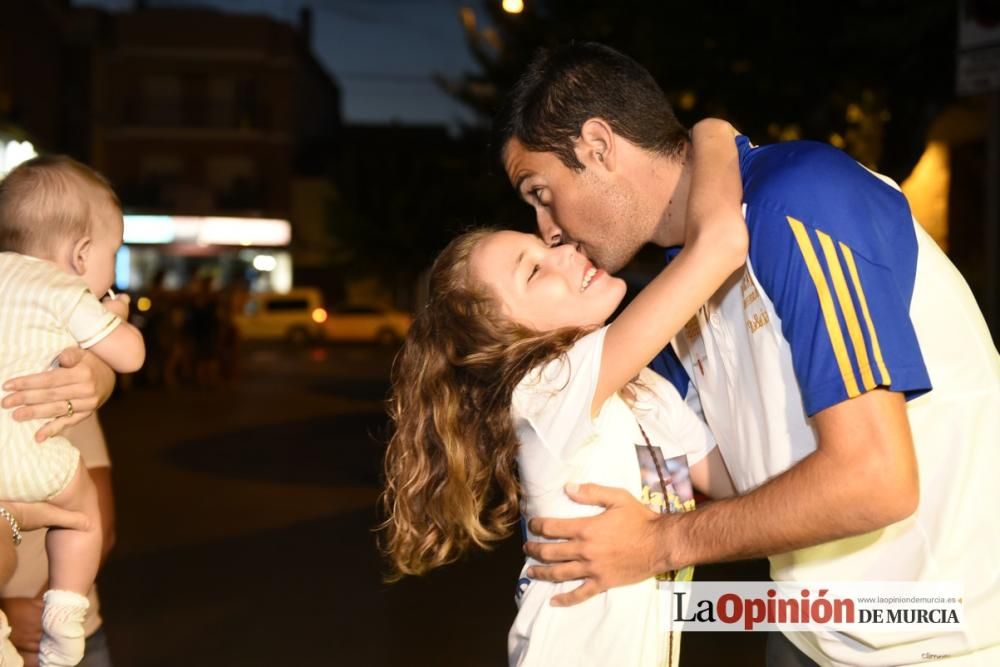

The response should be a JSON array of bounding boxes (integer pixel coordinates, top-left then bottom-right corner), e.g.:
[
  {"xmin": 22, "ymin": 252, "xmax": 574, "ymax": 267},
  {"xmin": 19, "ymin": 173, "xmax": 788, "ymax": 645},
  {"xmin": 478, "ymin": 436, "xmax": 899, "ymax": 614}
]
[{"xmin": 0, "ymin": 1, "xmax": 342, "ymax": 293}]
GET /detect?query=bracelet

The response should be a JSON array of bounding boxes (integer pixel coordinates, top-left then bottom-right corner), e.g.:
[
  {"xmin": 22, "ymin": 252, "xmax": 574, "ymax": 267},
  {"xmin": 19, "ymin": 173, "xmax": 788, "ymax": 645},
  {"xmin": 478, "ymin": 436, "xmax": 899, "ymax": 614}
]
[{"xmin": 0, "ymin": 506, "xmax": 21, "ymax": 547}]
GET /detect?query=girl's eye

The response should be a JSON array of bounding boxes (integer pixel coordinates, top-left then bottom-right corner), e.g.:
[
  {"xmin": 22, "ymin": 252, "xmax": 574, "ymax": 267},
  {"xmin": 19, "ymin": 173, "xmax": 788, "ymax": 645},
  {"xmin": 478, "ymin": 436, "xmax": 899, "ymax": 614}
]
[{"xmin": 528, "ymin": 265, "xmax": 540, "ymax": 281}]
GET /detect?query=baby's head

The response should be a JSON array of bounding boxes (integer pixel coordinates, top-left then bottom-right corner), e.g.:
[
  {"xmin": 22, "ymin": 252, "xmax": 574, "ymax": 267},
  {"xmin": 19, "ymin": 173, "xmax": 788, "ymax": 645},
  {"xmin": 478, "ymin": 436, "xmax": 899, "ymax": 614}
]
[{"xmin": 0, "ymin": 155, "xmax": 123, "ymax": 296}]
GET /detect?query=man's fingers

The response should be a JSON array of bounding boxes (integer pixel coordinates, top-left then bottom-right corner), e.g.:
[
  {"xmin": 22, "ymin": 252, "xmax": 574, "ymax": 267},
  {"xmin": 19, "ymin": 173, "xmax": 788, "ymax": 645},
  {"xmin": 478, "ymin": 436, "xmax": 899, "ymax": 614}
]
[
  {"xmin": 527, "ymin": 516, "xmax": 587, "ymax": 540},
  {"xmin": 524, "ymin": 538, "xmax": 583, "ymax": 564},
  {"xmin": 564, "ymin": 482, "xmax": 632, "ymax": 508},
  {"xmin": 551, "ymin": 580, "xmax": 603, "ymax": 607},
  {"xmin": 526, "ymin": 561, "xmax": 589, "ymax": 583}
]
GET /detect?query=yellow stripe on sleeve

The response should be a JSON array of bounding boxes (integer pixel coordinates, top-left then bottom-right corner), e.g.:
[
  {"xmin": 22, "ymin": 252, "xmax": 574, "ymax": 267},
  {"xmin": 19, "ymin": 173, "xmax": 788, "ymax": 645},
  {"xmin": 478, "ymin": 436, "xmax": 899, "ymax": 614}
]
[
  {"xmin": 816, "ymin": 230, "xmax": 876, "ymax": 391},
  {"xmin": 786, "ymin": 216, "xmax": 860, "ymax": 398},
  {"xmin": 840, "ymin": 242, "xmax": 891, "ymax": 385}
]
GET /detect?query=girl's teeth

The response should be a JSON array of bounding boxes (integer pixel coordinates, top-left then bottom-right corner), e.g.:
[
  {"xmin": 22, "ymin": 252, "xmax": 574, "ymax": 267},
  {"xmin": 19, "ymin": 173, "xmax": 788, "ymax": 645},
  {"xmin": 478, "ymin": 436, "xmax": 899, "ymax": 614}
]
[{"xmin": 581, "ymin": 267, "xmax": 597, "ymax": 291}]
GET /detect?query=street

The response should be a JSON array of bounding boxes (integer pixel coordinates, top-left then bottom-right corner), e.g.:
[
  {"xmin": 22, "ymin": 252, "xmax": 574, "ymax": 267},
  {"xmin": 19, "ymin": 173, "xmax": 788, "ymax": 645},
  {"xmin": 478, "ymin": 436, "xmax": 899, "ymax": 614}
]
[{"xmin": 97, "ymin": 343, "xmax": 767, "ymax": 666}]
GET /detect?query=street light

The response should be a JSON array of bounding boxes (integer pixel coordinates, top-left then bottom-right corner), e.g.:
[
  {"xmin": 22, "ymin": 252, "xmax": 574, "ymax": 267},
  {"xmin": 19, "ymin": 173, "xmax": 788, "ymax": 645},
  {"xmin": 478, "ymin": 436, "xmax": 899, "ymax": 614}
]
[{"xmin": 502, "ymin": 0, "xmax": 523, "ymax": 14}]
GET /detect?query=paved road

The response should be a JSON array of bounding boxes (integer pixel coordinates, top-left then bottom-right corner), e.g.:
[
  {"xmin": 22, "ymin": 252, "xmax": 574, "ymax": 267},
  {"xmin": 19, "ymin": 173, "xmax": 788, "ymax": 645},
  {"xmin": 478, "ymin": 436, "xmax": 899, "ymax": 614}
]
[{"xmin": 96, "ymin": 343, "xmax": 767, "ymax": 666}]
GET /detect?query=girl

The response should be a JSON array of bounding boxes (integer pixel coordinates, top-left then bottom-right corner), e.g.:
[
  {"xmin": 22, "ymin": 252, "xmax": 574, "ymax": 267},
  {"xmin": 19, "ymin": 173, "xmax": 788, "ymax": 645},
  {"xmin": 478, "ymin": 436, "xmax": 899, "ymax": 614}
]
[{"xmin": 382, "ymin": 120, "xmax": 745, "ymax": 667}]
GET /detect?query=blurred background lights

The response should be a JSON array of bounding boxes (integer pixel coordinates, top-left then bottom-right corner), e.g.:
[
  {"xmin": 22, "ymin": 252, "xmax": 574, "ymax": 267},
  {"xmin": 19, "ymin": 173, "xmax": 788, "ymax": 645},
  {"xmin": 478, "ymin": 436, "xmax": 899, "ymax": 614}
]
[
  {"xmin": 253, "ymin": 254, "xmax": 278, "ymax": 272},
  {"xmin": 502, "ymin": 0, "xmax": 524, "ymax": 14},
  {"xmin": 0, "ymin": 140, "xmax": 37, "ymax": 178}
]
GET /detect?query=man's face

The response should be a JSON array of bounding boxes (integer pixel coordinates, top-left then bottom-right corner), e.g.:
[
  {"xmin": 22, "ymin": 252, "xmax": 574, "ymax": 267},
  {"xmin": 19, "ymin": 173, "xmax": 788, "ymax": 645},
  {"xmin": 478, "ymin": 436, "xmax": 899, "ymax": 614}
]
[{"xmin": 503, "ymin": 138, "xmax": 653, "ymax": 273}]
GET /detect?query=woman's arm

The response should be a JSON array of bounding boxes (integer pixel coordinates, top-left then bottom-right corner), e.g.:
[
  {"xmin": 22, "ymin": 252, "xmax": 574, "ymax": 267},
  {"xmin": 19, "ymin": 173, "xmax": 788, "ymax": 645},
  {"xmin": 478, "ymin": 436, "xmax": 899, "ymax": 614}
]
[{"xmin": 594, "ymin": 119, "xmax": 746, "ymax": 412}]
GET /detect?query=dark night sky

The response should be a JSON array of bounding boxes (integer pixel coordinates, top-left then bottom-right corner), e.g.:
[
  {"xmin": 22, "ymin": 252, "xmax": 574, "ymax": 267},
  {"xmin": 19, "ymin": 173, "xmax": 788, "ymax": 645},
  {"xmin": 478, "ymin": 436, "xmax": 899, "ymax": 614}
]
[{"xmin": 75, "ymin": 0, "xmax": 482, "ymax": 129}]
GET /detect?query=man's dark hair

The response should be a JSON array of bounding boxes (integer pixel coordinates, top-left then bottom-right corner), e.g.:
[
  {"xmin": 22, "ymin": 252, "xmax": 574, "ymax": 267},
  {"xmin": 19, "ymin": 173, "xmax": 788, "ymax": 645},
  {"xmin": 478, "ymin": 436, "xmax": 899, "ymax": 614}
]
[{"xmin": 495, "ymin": 42, "xmax": 689, "ymax": 170}]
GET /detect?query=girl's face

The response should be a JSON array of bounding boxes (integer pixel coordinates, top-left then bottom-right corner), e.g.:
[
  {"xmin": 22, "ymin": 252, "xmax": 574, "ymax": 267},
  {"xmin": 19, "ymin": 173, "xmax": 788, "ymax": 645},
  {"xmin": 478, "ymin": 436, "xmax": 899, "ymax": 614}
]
[{"xmin": 470, "ymin": 230, "xmax": 627, "ymax": 332}]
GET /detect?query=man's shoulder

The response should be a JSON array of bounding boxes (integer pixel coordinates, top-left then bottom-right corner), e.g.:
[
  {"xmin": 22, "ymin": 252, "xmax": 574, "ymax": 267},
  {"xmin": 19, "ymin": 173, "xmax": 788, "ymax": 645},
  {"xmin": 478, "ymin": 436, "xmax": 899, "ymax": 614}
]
[
  {"xmin": 737, "ymin": 137, "xmax": 912, "ymax": 263},
  {"xmin": 739, "ymin": 138, "xmax": 880, "ymax": 210}
]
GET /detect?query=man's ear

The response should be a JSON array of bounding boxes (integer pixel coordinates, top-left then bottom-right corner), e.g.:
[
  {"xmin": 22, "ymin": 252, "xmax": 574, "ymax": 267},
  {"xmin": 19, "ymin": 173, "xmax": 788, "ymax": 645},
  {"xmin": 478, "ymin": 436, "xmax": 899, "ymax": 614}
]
[
  {"xmin": 69, "ymin": 236, "xmax": 91, "ymax": 276},
  {"xmin": 575, "ymin": 118, "xmax": 616, "ymax": 171}
]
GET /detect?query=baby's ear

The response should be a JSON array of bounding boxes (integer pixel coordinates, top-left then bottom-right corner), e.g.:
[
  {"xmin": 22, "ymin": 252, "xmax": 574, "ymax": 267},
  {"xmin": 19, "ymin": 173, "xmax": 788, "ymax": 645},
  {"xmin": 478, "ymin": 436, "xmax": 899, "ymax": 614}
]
[{"xmin": 69, "ymin": 236, "xmax": 91, "ymax": 276}]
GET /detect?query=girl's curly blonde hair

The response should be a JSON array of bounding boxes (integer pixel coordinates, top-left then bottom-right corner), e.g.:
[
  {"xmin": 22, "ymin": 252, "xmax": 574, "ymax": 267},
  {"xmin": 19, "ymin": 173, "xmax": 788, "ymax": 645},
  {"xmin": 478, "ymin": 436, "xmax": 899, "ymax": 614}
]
[{"xmin": 380, "ymin": 229, "xmax": 589, "ymax": 579}]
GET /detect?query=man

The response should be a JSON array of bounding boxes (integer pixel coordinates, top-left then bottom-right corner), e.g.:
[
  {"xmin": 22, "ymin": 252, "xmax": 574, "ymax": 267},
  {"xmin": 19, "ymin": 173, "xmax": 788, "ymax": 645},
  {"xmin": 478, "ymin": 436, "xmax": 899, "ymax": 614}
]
[{"xmin": 498, "ymin": 42, "xmax": 999, "ymax": 666}]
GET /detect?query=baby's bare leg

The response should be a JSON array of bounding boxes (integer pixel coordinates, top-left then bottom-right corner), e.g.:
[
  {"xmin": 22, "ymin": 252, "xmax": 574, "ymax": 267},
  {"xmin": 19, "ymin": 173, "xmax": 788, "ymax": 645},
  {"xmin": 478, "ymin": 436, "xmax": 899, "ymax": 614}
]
[
  {"xmin": 46, "ymin": 464, "xmax": 101, "ymax": 594},
  {"xmin": 39, "ymin": 464, "xmax": 101, "ymax": 667}
]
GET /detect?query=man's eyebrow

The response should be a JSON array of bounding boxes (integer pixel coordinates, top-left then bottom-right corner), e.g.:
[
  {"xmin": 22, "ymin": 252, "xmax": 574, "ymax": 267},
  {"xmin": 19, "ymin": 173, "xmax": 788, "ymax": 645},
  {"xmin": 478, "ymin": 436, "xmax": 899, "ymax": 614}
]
[{"xmin": 513, "ymin": 172, "xmax": 532, "ymax": 195}]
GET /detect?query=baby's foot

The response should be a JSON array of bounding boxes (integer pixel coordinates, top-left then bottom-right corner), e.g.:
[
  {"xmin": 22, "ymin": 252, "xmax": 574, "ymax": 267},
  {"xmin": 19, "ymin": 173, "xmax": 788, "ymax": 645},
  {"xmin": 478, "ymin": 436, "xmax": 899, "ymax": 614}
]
[{"xmin": 39, "ymin": 590, "xmax": 89, "ymax": 667}]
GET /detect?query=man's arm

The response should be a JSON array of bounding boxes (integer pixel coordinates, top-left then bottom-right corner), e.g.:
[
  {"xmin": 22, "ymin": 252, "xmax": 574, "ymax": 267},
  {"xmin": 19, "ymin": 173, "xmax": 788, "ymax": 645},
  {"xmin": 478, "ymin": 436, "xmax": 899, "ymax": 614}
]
[
  {"xmin": 525, "ymin": 388, "xmax": 918, "ymax": 605},
  {"xmin": 1, "ymin": 348, "xmax": 115, "ymax": 442}
]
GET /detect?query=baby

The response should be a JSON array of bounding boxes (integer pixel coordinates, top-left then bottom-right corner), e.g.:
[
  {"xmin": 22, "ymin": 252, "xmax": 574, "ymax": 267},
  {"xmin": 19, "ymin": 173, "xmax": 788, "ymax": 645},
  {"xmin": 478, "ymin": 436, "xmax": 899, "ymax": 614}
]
[{"xmin": 0, "ymin": 156, "xmax": 144, "ymax": 666}]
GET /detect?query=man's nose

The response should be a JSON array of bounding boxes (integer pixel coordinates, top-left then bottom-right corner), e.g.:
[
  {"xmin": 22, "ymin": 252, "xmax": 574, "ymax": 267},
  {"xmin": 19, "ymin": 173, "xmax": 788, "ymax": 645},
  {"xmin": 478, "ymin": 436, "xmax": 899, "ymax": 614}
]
[
  {"xmin": 547, "ymin": 240, "xmax": 578, "ymax": 267},
  {"xmin": 536, "ymin": 212, "xmax": 563, "ymax": 247}
]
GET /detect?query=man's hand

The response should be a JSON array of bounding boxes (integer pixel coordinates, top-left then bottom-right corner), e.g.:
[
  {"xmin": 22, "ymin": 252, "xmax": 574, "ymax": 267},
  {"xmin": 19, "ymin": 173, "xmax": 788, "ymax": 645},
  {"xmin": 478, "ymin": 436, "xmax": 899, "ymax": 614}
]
[
  {"xmin": 2, "ymin": 348, "xmax": 115, "ymax": 441},
  {"xmin": 524, "ymin": 483, "xmax": 673, "ymax": 606}
]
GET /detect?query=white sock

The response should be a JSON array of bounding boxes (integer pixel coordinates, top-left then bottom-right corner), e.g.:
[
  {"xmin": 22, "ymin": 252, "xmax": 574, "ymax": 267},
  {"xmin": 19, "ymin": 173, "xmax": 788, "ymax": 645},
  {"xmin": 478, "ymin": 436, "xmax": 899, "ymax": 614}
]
[{"xmin": 39, "ymin": 590, "xmax": 89, "ymax": 667}]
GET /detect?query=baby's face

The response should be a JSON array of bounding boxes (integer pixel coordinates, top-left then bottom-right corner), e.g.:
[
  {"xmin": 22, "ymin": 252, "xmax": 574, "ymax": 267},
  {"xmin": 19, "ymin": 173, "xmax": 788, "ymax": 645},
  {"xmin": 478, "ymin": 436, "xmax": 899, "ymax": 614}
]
[{"xmin": 82, "ymin": 203, "xmax": 123, "ymax": 297}]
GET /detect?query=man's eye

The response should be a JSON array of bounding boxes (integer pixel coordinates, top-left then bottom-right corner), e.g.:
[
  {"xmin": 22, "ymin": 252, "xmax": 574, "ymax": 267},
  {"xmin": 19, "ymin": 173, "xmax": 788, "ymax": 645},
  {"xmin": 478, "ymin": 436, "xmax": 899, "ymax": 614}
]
[{"xmin": 531, "ymin": 188, "xmax": 547, "ymax": 205}]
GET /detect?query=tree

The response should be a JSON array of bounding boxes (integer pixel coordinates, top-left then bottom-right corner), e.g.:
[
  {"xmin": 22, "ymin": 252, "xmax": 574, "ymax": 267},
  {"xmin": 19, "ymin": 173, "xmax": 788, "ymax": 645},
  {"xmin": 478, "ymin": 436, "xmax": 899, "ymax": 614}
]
[
  {"xmin": 445, "ymin": 0, "xmax": 957, "ymax": 181},
  {"xmin": 326, "ymin": 124, "xmax": 531, "ymax": 306}
]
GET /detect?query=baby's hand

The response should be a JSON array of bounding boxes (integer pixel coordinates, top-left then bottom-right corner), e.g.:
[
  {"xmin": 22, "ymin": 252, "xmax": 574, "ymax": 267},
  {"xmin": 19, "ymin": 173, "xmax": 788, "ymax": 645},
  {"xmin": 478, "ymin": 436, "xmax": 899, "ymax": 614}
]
[{"xmin": 103, "ymin": 293, "xmax": 130, "ymax": 320}]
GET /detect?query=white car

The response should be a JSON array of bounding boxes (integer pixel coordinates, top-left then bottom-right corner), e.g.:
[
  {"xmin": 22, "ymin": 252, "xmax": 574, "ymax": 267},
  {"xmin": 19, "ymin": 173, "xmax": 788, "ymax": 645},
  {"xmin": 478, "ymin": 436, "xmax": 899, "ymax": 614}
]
[
  {"xmin": 323, "ymin": 305, "xmax": 412, "ymax": 344},
  {"xmin": 233, "ymin": 288, "xmax": 327, "ymax": 344}
]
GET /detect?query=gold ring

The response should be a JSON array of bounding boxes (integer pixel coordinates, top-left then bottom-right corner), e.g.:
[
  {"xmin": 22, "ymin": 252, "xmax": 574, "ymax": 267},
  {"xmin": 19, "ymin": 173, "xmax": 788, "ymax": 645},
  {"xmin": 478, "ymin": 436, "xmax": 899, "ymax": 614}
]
[{"xmin": 65, "ymin": 400, "xmax": 74, "ymax": 418}]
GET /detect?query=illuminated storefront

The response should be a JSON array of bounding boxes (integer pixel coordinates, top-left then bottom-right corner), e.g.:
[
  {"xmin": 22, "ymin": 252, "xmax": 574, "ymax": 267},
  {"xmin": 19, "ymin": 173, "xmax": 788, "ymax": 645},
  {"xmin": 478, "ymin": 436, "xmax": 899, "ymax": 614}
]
[{"xmin": 117, "ymin": 214, "xmax": 293, "ymax": 294}]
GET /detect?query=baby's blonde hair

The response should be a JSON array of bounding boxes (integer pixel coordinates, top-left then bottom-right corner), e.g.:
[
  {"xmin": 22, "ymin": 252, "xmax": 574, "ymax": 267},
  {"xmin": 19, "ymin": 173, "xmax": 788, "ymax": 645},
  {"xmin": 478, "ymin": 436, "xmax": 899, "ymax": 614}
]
[{"xmin": 0, "ymin": 155, "xmax": 121, "ymax": 257}]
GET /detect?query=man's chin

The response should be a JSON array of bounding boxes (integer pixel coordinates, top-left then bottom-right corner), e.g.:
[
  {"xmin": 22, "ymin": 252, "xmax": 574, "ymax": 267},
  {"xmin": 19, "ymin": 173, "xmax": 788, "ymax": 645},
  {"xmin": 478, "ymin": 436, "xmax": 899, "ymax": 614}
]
[{"xmin": 598, "ymin": 252, "xmax": 637, "ymax": 275}]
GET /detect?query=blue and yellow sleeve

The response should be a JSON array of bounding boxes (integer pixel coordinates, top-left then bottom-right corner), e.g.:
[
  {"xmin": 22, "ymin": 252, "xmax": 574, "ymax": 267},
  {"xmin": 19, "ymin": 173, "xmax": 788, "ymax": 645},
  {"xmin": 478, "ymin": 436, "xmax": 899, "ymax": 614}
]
[{"xmin": 749, "ymin": 206, "xmax": 931, "ymax": 416}]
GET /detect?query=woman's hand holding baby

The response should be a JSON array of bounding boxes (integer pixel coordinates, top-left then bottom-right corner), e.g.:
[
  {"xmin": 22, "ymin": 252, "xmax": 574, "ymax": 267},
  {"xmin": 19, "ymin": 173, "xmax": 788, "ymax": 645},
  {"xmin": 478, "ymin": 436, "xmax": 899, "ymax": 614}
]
[{"xmin": 1, "ymin": 349, "xmax": 115, "ymax": 442}]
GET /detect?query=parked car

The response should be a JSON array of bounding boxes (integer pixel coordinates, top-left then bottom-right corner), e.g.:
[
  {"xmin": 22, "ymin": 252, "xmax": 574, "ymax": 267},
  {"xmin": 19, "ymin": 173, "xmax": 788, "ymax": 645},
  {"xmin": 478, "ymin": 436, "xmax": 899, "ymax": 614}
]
[
  {"xmin": 323, "ymin": 304, "xmax": 412, "ymax": 344},
  {"xmin": 233, "ymin": 288, "xmax": 327, "ymax": 344}
]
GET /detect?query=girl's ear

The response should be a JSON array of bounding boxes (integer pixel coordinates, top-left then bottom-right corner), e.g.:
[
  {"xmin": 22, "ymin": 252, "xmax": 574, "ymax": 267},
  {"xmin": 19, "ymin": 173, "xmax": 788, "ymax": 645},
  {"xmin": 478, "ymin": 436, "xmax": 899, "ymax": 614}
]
[{"xmin": 69, "ymin": 236, "xmax": 91, "ymax": 276}]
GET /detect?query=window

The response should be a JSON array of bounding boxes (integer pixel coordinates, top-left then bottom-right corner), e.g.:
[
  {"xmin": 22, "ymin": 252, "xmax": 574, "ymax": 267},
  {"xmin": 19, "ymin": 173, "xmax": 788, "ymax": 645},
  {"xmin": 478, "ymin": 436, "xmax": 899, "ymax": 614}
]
[
  {"xmin": 265, "ymin": 299, "xmax": 309, "ymax": 312},
  {"xmin": 143, "ymin": 75, "xmax": 182, "ymax": 126}
]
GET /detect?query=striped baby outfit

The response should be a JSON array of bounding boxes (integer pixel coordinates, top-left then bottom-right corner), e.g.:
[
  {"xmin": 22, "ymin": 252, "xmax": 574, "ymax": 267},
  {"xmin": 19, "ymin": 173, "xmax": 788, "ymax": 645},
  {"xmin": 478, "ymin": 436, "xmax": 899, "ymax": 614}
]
[{"xmin": 0, "ymin": 252, "xmax": 120, "ymax": 501}]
